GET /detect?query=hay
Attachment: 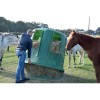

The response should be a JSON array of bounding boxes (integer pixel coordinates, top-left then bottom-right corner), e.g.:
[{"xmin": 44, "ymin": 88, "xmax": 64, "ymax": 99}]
[
  {"xmin": 50, "ymin": 41, "xmax": 61, "ymax": 53},
  {"xmin": 25, "ymin": 63, "xmax": 64, "ymax": 78},
  {"xmin": 32, "ymin": 41, "xmax": 61, "ymax": 53},
  {"xmin": 32, "ymin": 41, "xmax": 39, "ymax": 48}
]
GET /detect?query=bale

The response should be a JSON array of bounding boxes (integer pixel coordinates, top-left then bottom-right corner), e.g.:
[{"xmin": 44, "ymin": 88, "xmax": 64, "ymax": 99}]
[{"xmin": 25, "ymin": 63, "xmax": 64, "ymax": 78}]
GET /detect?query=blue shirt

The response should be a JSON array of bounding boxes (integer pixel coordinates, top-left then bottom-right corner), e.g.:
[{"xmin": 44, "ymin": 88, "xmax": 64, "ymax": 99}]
[{"xmin": 17, "ymin": 33, "xmax": 32, "ymax": 58}]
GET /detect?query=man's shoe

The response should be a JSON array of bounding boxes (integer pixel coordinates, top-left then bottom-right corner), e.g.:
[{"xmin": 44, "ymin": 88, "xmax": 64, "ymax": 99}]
[
  {"xmin": 15, "ymin": 80, "xmax": 25, "ymax": 83},
  {"xmin": 21, "ymin": 77, "xmax": 30, "ymax": 82}
]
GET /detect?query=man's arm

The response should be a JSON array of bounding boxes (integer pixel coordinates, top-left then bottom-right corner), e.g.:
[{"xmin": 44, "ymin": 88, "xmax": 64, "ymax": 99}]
[{"xmin": 27, "ymin": 40, "xmax": 32, "ymax": 64}]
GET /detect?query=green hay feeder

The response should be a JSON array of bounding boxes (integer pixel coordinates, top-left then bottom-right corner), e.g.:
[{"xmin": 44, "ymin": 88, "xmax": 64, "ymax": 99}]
[{"xmin": 25, "ymin": 28, "xmax": 67, "ymax": 77}]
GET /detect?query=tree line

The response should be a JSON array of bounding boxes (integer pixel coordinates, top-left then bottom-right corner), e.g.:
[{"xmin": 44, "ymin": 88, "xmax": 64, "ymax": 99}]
[
  {"xmin": 0, "ymin": 17, "xmax": 100, "ymax": 35},
  {"xmin": 0, "ymin": 17, "xmax": 48, "ymax": 33}
]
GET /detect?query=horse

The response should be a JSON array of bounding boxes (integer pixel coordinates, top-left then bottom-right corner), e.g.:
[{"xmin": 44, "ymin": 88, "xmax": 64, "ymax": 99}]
[
  {"xmin": 66, "ymin": 44, "xmax": 84, "ymax": 68},
  {"xmin": 0, "ymin": 34, "xmax": 18, "ymax": 70},
  {"xmin": 66, "ymin": 30, "xmax": 100, "ymax": 83},
  {"xmin": 66, "ymin": 36, "xmax": 84, "ymax": 68}
]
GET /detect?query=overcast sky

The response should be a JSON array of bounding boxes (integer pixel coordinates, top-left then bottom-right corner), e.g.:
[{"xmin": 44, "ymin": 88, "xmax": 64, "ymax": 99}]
[{"xmin": 0, "ymin": 0, "xmax": 100, "ymax": 30}]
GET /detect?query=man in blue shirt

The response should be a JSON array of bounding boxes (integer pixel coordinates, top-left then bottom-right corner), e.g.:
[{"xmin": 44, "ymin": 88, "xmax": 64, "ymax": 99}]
[{"xmin": 16, "ymin": 29, "xmax": 33, "ymax": 83}]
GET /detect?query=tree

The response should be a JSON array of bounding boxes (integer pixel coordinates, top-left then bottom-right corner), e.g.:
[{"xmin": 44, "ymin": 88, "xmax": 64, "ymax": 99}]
[
  {"xmin": 7, "ymin": 20, "xmax": 16, "ymax": 32},
  {"xmin": 0, "ymin": 17, "xmax": 8, "ymax": 32},
  {"xmin": 16, "ymin": 21, "xmax": 27, "ymax": 32},
  {"xmin": 96, "ymin": 27, "xmax": 100, "ymax": 35},
  {"xmin": 0, "ymin": 17, "xmax": 49, "ymax": 32},
  {"xmin": 85, "ymin": 30, "xmax": 95, "ymax": 35}
]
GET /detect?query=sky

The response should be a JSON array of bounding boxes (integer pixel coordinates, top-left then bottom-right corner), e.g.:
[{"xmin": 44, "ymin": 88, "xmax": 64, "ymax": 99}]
[{"xmin": 0, "ymin": 0, "xmax": 100, "ymax": 30}]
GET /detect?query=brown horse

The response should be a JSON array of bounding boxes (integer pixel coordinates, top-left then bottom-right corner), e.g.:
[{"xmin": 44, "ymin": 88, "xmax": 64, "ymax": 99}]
[{"xmin": 66, "ymin": 30, "xmax": 100, "ymax": 83}]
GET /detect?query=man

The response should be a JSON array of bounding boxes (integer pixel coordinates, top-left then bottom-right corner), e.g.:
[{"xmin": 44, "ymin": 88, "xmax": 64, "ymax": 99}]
[{"xmin": 16, "ymin": 29, "xmax": 33, "ymax": 83}]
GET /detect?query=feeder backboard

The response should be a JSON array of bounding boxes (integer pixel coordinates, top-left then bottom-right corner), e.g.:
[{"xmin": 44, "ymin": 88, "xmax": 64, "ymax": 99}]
[{"xmin": 25, "ymin": 28, "xmax": 67, "ymax": 71}]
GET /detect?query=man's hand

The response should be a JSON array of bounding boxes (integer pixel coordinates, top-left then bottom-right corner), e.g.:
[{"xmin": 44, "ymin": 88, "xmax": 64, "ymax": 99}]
[
  {"xmin": 28, "ymin": 58, "xmax": 31, "ymax": 64},
  {"xmin": 33, "ymin": 42, "xmax": 39, "ymax": 48}
]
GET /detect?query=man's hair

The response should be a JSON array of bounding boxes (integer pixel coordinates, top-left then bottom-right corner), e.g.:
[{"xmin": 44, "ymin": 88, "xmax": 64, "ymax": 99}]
[{"xmin": 27, "ymin": 29, "xmax": 33, "ymax": 34}]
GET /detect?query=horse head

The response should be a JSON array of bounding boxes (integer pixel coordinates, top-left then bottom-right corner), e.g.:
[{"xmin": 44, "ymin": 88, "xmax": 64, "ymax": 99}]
[{"xmin": 66, "ymin": 30, "xmax": 79, "ymax": 51}]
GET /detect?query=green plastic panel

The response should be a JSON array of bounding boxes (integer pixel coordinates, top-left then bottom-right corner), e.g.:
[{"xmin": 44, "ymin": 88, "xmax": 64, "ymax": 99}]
[{"xmin": 25, "ymin": 28, "xmax": 67, "ymax": 71}]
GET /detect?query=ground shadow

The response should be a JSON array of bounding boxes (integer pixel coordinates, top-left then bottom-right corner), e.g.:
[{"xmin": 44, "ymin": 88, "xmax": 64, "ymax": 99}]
[
  {"xmin": 27, "ymin": 74, "xmax": 96, "ymax": 83},
  {"xmin": 0, "ymin": 69, "xmax": 15, "ymax": 80},
  {"xmin": 0, "ymin": 70, "xmax": 96, "ymax": 83}
]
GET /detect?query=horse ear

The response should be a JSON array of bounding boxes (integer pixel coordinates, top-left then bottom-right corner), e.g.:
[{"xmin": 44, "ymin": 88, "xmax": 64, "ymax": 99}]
[
  {"xmin": 72, "ymin": 29, "xmax": 76, "ymax": 33},
  {"xmin": 71, "ymin": 29, "xmax": 77, "ymax": 35}
]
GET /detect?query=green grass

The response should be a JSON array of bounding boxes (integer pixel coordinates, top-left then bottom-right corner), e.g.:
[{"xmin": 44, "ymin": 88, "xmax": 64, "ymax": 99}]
[
  {"xmin": 0, "ymin": 45, "xmax": 18, "ymax": 83},
  {"xmin": 64, "ymin": 53, "xmax": 96, "ymax": 83},
  {"xmin": 0, "ymin": 45, "xmax": 96, "ymax": 83}
]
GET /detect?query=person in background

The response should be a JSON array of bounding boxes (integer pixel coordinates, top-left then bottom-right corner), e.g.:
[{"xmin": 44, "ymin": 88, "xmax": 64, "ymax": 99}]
[{"xmin": 15, "ymin": 29, "xmax": 33, "ymax": 83}]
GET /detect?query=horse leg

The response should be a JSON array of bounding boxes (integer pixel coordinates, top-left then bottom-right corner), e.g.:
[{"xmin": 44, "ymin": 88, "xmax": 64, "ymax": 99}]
[
  {"xmin": 0, "ymin": 56, "xmax": 3, "ymax": 70},
  {"xmin": 78, "ymin": 50, "xmax": 84, "ymax": 65},
  {"xmin": 7, "ymin": 46, "xmax": 10, "ymax": 51},
  {"xmin": 81, "ymin": 50, "xmax": 84, "ymax": 65},
  {"xmin": 93, "ymin": 60, "xmax": 100, "ymax": 83},
  {"xmin": 68, "ymin": 51, "xmax": 71, "ymax": 68},
  {"xmin": 94, "ymin": 66, "xmax": 100, "ymax": 83},
  {"xmin": 78, "ymin": 51, "xmax": 81, "ymax": 64},
  {"xmin": 73, "ymin": 52, "xmax": 76, "ymax": 68}
]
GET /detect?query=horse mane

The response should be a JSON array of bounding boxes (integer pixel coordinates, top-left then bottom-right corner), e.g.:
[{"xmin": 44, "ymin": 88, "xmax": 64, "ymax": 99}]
[
  {"xmin": 71, "ymin": 29, "xmax": 96, "ymax": 39},
  {"xmin": 3, "ymin": 34, "xmax": 15, "ymax": 38},
  {"xmin": 78, "ymin": 32, "xmax": 100, "ymax": 40},
  {"xmin": 0, "ymin": 34, "xmax": 14, "ymax": 42},
  {"xmin": 0, "ymin": 33, "xmax": 14, "ymax": 37},
  {"xmin": 72, "ymin": 29, "xmax": 100, "ymax": 40}
]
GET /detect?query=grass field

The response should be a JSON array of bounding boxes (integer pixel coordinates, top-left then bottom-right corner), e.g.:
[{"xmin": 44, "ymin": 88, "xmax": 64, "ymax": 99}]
[{"xmin": 0, "ymin": 45, "xmax": 96, "ymax": 83}]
